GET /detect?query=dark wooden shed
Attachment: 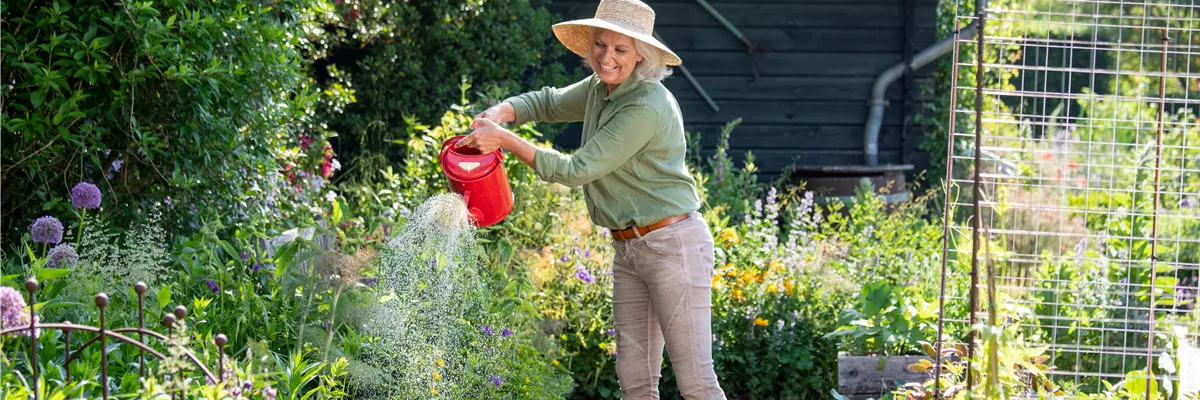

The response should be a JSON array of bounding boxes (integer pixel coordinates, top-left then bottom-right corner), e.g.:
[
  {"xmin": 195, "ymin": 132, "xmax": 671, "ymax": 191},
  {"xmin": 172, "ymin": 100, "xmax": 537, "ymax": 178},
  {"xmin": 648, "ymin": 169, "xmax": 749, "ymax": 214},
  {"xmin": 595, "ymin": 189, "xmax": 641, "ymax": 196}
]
[{"xmin": 544, "ymin": 0, "xmax": 942, "ymax": 187}]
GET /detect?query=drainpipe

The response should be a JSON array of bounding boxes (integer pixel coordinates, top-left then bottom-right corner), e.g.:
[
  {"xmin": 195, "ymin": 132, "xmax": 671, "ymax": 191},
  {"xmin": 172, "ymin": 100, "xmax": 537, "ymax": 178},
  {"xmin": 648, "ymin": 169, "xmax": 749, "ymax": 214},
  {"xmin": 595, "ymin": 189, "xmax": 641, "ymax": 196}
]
[{"xmin": 863, "ymin": 20, "xmax": 980, "ymax": 166}]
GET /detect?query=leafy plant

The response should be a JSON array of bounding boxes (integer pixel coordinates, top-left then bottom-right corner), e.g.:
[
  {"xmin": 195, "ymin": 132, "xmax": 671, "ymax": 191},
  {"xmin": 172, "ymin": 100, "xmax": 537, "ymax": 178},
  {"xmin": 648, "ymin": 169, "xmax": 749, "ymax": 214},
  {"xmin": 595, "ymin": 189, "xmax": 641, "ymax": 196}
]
[{"xmin": 826, "ymin": 281, "xmax": 939, "ymax": 357}]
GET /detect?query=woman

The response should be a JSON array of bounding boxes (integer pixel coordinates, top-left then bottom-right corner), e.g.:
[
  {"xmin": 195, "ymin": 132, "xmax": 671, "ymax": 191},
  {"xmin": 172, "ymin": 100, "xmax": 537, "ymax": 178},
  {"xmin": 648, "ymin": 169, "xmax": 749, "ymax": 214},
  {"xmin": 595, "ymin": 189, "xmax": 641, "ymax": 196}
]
[{"xmin": 455, "ymin": 0, "xmax": 725, "ymax": 398}]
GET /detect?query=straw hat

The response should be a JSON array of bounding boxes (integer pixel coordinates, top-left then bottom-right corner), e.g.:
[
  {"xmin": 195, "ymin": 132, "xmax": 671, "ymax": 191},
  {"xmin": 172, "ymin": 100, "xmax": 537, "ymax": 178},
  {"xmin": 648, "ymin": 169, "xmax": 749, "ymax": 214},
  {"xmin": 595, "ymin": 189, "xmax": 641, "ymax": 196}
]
[{"xmin": 551, "ymin": 0, "xmax": 682, "ymax": 66}]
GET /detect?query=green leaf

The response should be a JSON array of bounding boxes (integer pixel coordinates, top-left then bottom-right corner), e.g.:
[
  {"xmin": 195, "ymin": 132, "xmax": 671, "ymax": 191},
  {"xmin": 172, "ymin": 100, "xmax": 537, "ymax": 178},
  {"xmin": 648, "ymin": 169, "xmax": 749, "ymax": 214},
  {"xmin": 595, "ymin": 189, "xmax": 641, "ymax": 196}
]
[
  {"xmin": 167, "ymin": 14, "xmax": 176, "ymax": 26},
  {"xmin": 31, "ymin": 91, "xmax": 44, "ymax": 107},
  {"xmin": 157, "ymin": 285, "xmax": 172, "ymax": 310},
  {"xmin": 331, "ymin": 199, "xmax": 343, "ymax": 225},
  {"xmin": 36, "ymin": 268, "xmax": 70, "ymax": 281}
]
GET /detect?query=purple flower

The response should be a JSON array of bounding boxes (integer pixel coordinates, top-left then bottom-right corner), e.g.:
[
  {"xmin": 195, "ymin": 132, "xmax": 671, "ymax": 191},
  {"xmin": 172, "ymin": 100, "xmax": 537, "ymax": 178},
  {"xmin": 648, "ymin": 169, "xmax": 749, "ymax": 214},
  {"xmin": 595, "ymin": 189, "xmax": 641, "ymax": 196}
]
[
  {"xmin": 606, "ymin": 329, "xmax": 615, "ymax": 336},
  {"xmin": 206, "ymin": 280, "xmax": 220, "ymax": 293},
  {"xmin": 489, "ymin": 375, "xmax": 504, "ymax": 387},
  {"xmin": 241, "ymin": 252, "xmax": 250, "ymax": 262},
  {"xmin": 47, "ymin": 244, "xmax": 78, "ymax": 268},
  {"xmin": 482, "ymin": 324, "xmax": 494, "ymax": 336},
  {"xmin": 71, "ymin": 182, "xmax": 102, "ymax": 209},
  {"xmin": 243, "ymin": 379, "xmax": 254, "ymax": 391},
  {"xmin": 252, "ymin": 263, "xmax": 263, "ymax": 273},
  {"xmin": 501, "ymin": 327, "xmax": 513, "ymax": 337},
  {"xmin": 0, "ymin": 286, "xmax": 28, "ymax": 328},
  {"xmin": 560, "ymin": 255, "xmax": 569, "ymax": 262},
  {"xmin": 574, "ymin": 265, "xmax": 595, "ymax": 283},
  {"xmin": 1182, "ymin": 198, "xmax": 1194, "ymax": 209},
  {"xmin": 30, "ymin": 216, "xmax": 63, "ymax": 244},
  {"xmin": 263, "ymin": 386, "xmax": 277, "ymax": 400},
  {"xmin": 585, "ymin": 250, "xmax": 591, "ymax": 257},
  {"xmin": 111, "ymin": 159, "xmax": 123, "ymax": 172}
]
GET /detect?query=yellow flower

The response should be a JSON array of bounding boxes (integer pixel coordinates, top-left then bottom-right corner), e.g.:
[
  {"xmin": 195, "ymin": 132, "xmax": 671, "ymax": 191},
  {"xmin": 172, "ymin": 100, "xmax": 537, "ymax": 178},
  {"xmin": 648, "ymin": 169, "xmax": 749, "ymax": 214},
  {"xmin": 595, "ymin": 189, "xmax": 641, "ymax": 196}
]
[
  {"xmin": 754, "ymin": 317, "xmax": 769, "ymax": 327},
  {"xmin": 718, "ymin": 229, "xmax": 741, "ymax": 247},
  {"xmin": 552, "ymin": 360, "xmax": 560, "ymax": 366},
  {"xmin": 732, "ymin": 289, "xmax": 744, "ymax": 301},
  {"xmin": 526, "ymin": 377, "xmax": 530, "ymax": 384},
  {"xmin": 432, "ymin": 388, "xmax": 438, "ymax": 395},
  {"xmin": 434, "ymin": 370, "xmax": 442, "ymax": 382},
  {"xmin": 768, "ymin": 284, "xmax": 778, "ymax": 294},
  {"xmin": 712, "ymin": 274, "xmax": 724, "ymax": 290},
  {"xmin": 784, "ymin": 281, "xmax": 795, "ymax": 296},
  {"xmin": 724, "ymin": 264, "xmax": 738, "ymax": 277},
  {"xmin": 436, "ymin": 358, "xmax": 445, "ymax": 368},
  {"xmin": 768, "ymin": 260, "xmax": 785, "ymax": 273}
]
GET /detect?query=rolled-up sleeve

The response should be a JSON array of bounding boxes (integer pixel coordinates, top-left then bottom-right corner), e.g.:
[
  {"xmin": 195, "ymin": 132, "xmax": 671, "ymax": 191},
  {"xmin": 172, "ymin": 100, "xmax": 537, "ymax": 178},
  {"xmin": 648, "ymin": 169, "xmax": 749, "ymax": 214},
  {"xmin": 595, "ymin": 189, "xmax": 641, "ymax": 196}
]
[
  {"xmin": 505, "ymin": 76, "xmax": 591, "ymax": 125},
  {"xmin": 533, "ymin": 104, "xmax": 659, "ymax": 188}
]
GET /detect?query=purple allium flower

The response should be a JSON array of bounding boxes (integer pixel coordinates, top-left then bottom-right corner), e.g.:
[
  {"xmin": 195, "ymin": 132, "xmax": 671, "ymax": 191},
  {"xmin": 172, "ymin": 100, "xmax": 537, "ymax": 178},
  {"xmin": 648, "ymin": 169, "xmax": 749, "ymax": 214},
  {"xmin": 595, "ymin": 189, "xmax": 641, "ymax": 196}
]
[
  {"xmin": 489, "ymin": 375, "xmax": 504, "ymax": 387},
  {"xmin": 71, "ymin": 182, "xmax": 102, "ymax": 209},
  {"xmin": 111, "ymin": 159, "xmax": 123, "ymax": 172},
  {"xmin": 0, "ymin": 286, "xmax": 28, "ymax": 328},
  {"xmin": 206, "ymin": 280, "xmax": 220, "ymax": 293},
  {"xmin": 482, "ymin": 324, "xmax": 494, "ymax": 336},
  {"xmin": 241, "ymin": 252, "xmax": 250, "ymax": 262},
  {"xmin": 30, "ymin": 216, "xmax": 63, "ymax": 244},
  {"xmin": 501, "ymin": 327, "xmax": 513, "ymax": 337},
  {"xmin": 47, "ymin": 244, "xmax": 78, "ymax": 268}
]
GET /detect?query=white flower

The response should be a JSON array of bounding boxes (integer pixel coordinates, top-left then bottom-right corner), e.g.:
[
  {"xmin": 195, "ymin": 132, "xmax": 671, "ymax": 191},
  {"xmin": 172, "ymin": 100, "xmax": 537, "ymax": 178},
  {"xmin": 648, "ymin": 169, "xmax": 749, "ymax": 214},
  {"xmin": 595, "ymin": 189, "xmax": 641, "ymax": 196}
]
[
  {"xmin": 331, "ymin": 158, "xmax": 341, "ymax": 171},
  {"xmin": 324, "ymin": 191, "xmax": 336, "ymax": 202}
]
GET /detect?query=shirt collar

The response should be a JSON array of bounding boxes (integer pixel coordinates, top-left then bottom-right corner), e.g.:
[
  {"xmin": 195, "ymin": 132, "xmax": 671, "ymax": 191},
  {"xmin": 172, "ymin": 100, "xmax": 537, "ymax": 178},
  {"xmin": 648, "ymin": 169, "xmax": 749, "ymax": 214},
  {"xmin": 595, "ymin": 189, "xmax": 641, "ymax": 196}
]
[{"xmin": 594, "ymin": 74, "xmax": 641, "ymax": 102}]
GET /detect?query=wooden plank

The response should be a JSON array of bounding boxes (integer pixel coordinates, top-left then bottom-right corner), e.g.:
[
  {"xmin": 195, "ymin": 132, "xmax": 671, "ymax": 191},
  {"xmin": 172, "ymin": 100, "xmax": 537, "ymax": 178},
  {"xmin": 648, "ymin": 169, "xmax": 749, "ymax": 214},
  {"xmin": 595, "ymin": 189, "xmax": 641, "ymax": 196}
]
[
  {"xmin": 837, "ymin": 356, "xmax": 932, "ymax": 396},
  {"xmin": 685, "ymin": 123, "xmax": 904, "ymax": 151},
  {"xmin": 548, "ymin": 3, "xmax": 937, "ymax": 29},
  {"xmin": 656, "ymin": 26, "xmax": 904, "ymax": 53},
  {"xmin": 547, "ymin": 0, "xmax": 937, "ymax": 9},
  {"xmin": 698, "ymin": 149, "xmax": 905, "ymax": 174},
  {"xmin": 672, "ymin": 52, "xmax": 903, "ymax": 77},
  {"xmin": 678, "ymin": 99, "xmax": 903, "ymax": 125},
  {"xmin": 664, "ymin": 76, "xmax": 903, "ymax": 101}
]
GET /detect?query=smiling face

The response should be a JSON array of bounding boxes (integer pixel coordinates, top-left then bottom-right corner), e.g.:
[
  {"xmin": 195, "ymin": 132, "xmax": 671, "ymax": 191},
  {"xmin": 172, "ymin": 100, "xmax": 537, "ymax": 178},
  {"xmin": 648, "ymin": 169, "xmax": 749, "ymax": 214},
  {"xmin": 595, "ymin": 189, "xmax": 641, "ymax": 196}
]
[{"xmin": 589, "ymin": 28, "xmax": 643, "ymax": 91}]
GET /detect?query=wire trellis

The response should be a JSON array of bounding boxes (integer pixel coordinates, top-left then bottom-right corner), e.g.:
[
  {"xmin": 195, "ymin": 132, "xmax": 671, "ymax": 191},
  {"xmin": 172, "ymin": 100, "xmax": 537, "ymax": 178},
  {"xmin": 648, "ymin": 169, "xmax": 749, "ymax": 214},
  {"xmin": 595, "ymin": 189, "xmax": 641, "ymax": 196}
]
[{"xmin": 938, "ymin": 0, "xmax": 1200, "ymax": 398}]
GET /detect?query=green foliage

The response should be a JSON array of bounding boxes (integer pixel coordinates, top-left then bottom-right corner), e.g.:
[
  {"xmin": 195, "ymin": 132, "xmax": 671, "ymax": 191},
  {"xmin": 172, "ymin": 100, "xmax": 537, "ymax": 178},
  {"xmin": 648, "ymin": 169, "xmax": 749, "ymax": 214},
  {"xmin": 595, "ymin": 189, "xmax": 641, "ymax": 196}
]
[
  {"xmin": 826, "ymin": 281, "xmax": 939, "ymax": 357},
  {"xmin": 303, "ymin": 0, "xmax": 572, "ymax": 177},
  {"xmin": 0, "ymin": 0, "xmax": 333, "ymax": 241}
]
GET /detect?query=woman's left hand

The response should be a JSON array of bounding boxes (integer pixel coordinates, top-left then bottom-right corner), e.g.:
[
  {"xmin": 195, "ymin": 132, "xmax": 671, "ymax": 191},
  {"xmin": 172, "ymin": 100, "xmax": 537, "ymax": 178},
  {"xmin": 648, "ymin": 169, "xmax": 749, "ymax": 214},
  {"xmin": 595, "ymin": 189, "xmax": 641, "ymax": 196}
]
[{"xmin": 456, "ymin": 117, "xmax": 511, "ymax": 154}]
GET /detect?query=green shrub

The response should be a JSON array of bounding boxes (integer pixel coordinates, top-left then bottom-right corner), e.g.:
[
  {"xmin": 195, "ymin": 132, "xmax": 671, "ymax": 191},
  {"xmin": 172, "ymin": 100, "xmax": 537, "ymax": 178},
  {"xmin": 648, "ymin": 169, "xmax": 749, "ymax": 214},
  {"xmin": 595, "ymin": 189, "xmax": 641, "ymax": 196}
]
[
  {"xmin": 303, "ymin": 0, "xmax": 572, "ymax": 177},
  {"xmin": 1, "ymin": 0, "xmax": 332, "ymax": 241}
]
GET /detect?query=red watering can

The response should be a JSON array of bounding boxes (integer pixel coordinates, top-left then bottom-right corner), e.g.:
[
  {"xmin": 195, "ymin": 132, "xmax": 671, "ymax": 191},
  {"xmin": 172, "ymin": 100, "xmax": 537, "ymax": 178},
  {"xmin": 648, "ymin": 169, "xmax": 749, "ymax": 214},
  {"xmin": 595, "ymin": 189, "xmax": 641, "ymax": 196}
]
[{"xmin": 439, "ymin": 136, "xmax": 514, "ymax": 227}]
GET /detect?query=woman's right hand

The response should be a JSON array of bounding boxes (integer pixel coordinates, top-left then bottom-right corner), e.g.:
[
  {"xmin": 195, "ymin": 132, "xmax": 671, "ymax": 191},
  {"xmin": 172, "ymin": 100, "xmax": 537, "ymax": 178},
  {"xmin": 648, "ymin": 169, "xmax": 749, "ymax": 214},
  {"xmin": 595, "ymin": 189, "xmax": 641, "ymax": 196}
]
[{"xmin": 471, "ymin": 102, "xmax": 516, "ymax": 128}]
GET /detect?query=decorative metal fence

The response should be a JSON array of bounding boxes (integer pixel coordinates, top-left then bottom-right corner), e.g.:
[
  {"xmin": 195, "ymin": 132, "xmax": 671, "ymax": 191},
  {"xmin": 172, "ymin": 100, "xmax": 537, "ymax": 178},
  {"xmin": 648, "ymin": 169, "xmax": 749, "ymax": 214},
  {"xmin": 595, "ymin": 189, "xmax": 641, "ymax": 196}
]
[{"xmin": 1, "ymin": 278, "xmax": 230, "ymax": 399}]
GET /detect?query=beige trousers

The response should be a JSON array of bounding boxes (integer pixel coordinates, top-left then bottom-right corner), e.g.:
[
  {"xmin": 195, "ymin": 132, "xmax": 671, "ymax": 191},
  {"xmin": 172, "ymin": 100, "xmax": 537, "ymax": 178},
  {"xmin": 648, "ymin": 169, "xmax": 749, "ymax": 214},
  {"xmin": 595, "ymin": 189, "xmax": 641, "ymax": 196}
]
[{"xmin": 611, "ymin": 212, "xmax": 726, "ymax": 399}]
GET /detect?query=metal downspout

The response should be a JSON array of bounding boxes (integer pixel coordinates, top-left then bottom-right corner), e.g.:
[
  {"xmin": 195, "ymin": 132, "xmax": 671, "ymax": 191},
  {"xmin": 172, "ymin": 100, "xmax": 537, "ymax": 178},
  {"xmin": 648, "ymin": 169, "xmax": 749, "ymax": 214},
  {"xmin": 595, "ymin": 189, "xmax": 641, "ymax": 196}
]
[{"xmin": 863, "ymin": 20, "xmax": 980, "ymax": 166}]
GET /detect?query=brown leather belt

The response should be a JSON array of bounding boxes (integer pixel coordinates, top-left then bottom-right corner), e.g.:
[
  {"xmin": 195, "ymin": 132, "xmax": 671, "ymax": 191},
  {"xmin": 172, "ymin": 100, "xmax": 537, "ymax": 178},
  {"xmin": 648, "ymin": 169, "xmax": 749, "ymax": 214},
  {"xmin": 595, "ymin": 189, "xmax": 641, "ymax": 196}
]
[{"xmin": 611, "ymin": 214, "xmax": 689, "ymax": 241}]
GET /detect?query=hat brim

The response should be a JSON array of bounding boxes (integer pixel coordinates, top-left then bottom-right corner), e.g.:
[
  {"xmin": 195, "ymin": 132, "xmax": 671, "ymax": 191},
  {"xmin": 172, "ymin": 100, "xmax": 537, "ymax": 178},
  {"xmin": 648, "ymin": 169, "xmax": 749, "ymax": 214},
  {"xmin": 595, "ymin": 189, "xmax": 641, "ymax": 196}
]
[{"xmin": 552, "ymin": 19, "xmax": 682, "ymax": 66}]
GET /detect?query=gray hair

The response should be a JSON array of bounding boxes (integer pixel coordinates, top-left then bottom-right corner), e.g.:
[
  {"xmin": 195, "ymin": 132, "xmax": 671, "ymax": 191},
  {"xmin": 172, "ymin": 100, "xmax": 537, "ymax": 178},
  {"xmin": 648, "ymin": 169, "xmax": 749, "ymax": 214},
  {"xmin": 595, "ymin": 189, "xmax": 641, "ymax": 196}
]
[{"xmin": 583, "ymin": 28, "xmax": 672, "ymax": 83}]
